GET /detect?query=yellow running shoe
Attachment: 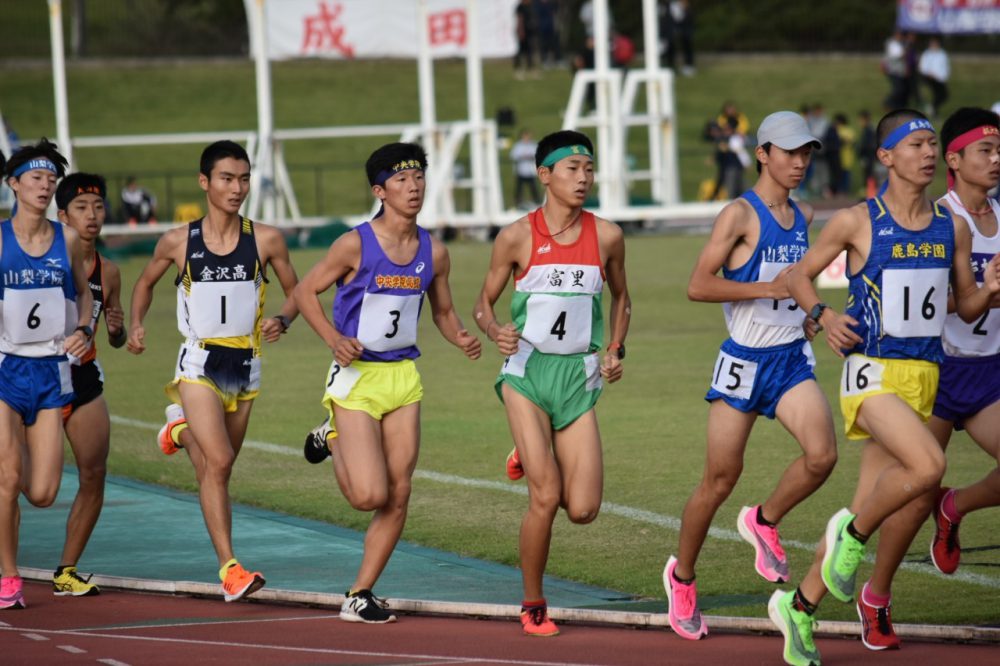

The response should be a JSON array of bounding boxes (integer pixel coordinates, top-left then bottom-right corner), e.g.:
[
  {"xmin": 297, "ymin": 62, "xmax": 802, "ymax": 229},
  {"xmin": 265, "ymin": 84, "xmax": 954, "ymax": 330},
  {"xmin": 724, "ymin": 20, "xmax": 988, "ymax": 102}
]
[{"xmin": 53, "ymin": 567, "xmax": 100, "ymax": 597}]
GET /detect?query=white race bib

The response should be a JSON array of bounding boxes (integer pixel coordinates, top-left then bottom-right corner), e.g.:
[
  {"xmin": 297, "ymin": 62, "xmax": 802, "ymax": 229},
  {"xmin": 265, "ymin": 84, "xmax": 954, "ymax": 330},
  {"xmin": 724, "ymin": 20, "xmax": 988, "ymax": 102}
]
[
  {"xmin": 840, "ymin": 354, "xmax": 885, "ymax": 397},
  {"xmin": 752, "ymin": 261, "xmax": 804, "ymax": 327},
  {"xmin": 323, "ymin": 360, "xmax": 362, "ymax": 401},
  {"xmin": 710, "ymin": 349, "xmax": 758, "ymax": 400},
  {"xmin": 521, "ymin": 294, "xmax": 592, "ymax": 354},
  {"xmin": 188, "ymin": 281, "xmax": 257, "ymax": 338},
  {"xmin": 357, "ymin": 292, "xmax": 421, "ymax": 352},
  {"xmin": 2, "ymin": 287, "xmax": 66, "ymax": 344},
  {"xmin": 882, "ymin": 268, "xmax": 948, "ymax": 338}
]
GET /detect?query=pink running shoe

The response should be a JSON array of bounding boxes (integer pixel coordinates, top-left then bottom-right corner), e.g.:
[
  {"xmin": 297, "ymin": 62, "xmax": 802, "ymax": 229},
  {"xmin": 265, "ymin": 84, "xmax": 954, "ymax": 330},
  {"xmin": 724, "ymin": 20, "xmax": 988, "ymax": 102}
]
[
  {"xmin": 737, "ymin": 505, "xmax": 789, "ymax": 583},
  {"xmin": 663, "ymin": 555, "xmax": 707, "ymax": 640},
  {"xmin": 0, "ymin": 576, "xmax": 26, "ymax": 610}
]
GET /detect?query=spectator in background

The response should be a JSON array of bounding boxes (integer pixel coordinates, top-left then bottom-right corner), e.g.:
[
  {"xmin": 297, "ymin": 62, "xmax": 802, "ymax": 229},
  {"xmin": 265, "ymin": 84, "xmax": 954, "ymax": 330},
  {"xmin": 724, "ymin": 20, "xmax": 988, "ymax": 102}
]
[
  {"xmin": 904, "ymin": 31, "xmax": 922, "ymax": 108},
  {"xmin": 834, "ymin": 113, "xmax": 856, "ymax": 196},
  {"xmin": 510, "ymin": 129, "xmax": 540, "ymax": 209},
  {"xmin": 882, "ymin": 29, "xmax": 907, "ymax": 110},
  {"xmin": 663, "ymin": 0, "xmax": 695, "ymax": 77},
  {"xmin": 919, "ymin": 35, "xmax": 950, "ymax": 119},
  {"xmin": 514, "ymin": 0, "xmax": 538, "ymax": 80},
  {"xmin": 717, "ymin": 102, "xmax": 750, "ymax": 138},
  {"xmin": 121, "ymin": 176, "xmax": 157, "ymax": 226},
  {"xmin": 857, "ymin": 109, "xmax": 877, "ymax": 195},
  {"xmin": 822, "ymin": 117, "xmax": 842, "ymax": 197},
  {"xmin": 534, "ymin": 0, "xmax": 560, "ymax": 69},
  {"xmin": 805, "ymin": 104, "xmax": 830, "ymax": 198}
]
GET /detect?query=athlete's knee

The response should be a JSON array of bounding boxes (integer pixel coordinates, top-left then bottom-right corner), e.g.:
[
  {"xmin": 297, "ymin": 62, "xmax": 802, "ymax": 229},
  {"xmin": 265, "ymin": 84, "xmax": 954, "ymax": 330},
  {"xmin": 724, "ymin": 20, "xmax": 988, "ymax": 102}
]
[
  {"xmin": 910, "ymin": 454, "xmax": 946, "ymax": 494},
  {"xmin": 76, "ymin": 462, "xmax": 107, "ymax": 490},
  {"xmin": 804, "ymin": 446, "xmax": 837, "ymax": 478},
  {"xmin": 701, "ymin": 468, "xmax": 741, "ymax": 503},
  {"xmin": 529, "ymin": 486, "xmax": 562, "ymax": 516},
  {"xmin": 566, "ymin": 504, "xmax": 600, "ymax": 524},
  {"xmin": 348, "ymin": 486, "xmax": 390, "ymax": 512},
  {"xmin": 25, "ymin": 483, "xmax": 59, "ymax": 508}
]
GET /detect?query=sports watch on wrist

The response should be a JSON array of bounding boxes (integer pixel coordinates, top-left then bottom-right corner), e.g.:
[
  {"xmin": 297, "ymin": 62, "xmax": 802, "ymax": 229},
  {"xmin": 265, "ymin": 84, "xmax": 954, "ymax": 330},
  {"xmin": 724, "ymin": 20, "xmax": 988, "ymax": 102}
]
[
  {"xmin": 608, "ymin": 342, "xmax": 625, "ymax": 360},
  {"xmin": 808, "ymin": 302, "xmax": 828, "ymax": 323},
  {"xmin": 74, "ymin": 325, "xmax": 94, "ymax": 340}
]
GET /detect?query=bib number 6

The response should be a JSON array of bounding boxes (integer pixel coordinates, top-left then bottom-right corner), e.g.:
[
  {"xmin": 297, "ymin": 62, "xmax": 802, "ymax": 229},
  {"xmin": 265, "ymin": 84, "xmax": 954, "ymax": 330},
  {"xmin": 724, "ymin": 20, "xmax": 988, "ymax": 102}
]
[{"xmin": 27, "ymin": 303, "xmax": 42, "ymax": 330}]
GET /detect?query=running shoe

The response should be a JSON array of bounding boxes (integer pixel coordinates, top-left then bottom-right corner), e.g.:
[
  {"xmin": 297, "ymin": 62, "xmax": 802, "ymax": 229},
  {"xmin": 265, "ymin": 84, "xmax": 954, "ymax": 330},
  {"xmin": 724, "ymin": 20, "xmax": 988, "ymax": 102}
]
[
  {"xmin": 857, "ymin": 582, "xmax": 900, "ymax": 651},
  {"xmin": 157, "ymin": 403, "xmax": 187, "ymax": 456},
  {"xmin": 821, "ymin": 508, "xmax": 865, "ymax": 603},
  {"xmin": 0, "ymin": 576, "xmax": 25, "ymax": 610},
  {"xmin": 737, "ymin": 505, "xmax": 789, "ymax": 583},
  {"xmin": 340, "ymin": 589, "xmax": 397, "ymax": 623},
  {"xmin": 53, "ymin": 566, "xmax": 100, "ymax": 597},
  {"xmin": 768, "ymin": 590, "xmax": 820, "ymax": 666},
  {"xmin": 303, "ymin": 419, "xmax": 333, "ymax": 464},
  {"xmin": 520, "ymin": 602, "xmax": 559, "ymax": 637},
  {"xmin": 663, "ymin": 555, "xmax": 707, "ymax": 640},
  {"xmin": 221, "ymin": 562, "xmax": 265, "ymax": 602},
  {"xmin": 505, "ymin": 448, "xmax": 524, "ymax": 481},
  {"xmin": 930, "ymin": 487, "xmax": 961, "ymax": 575}
]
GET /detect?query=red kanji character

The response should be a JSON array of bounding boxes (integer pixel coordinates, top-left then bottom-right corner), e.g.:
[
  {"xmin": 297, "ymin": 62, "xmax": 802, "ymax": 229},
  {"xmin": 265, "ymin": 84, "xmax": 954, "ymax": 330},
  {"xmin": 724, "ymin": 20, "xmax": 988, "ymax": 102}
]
[{"xmin": 302, "ymin": 2, "xmax": 355, "ymax": 57}]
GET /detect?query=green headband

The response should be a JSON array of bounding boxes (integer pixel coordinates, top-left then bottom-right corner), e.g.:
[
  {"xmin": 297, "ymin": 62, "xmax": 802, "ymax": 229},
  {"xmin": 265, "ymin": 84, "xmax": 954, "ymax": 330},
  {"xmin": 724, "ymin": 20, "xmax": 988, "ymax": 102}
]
[{"xmin": 540, "ymin": 144, "xmax": 594, "ymax": 168}]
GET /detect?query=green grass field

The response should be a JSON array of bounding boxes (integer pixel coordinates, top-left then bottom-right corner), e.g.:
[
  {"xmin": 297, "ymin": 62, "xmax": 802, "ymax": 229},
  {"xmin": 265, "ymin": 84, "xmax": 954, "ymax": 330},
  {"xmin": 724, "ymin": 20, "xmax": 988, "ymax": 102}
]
[
  {"xmin": 3, "ymin": 54, "xmax": 999, "ymax": 625},
  {"xmin": 94, "ymin": 234, "xmax": 1000, "ymax": 626}
]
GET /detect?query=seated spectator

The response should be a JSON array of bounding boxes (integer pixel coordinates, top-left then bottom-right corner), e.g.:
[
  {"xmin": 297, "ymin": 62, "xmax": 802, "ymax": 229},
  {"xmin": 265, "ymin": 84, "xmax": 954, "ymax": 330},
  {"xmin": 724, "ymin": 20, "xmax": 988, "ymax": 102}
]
[{"xmin": 121, "ymin": 176, "xmax": 157, "ymax": 226}]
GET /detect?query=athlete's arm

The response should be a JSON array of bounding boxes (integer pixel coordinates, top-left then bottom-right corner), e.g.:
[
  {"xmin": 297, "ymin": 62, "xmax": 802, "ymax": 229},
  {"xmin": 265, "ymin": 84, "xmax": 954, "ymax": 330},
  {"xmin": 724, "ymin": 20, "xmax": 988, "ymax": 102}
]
[
  {"xmin": 127, "ymin": 227, "xmax": 184, "ymax": 355},
  {"xmin": 787, "ymin": 205, "xmax": 865, "ymax": 357},
  {"xmin": 427, "ymin": 238, "xmax": 480, "ymax": 360},
  {"xmin": 598, "ymin": 218, "xmax": 629, "ymax": 383},
  {"xmin": 102, "ymin": 257, "xmax": 127, "ymax": 348},
  {"xmin": 292, "ymin": 230, "xmax": 364, "ymax": 366},
  {"xmin": 64, "ymin": 227, "xmax": 95, "ymax": 358},
  {"xmin": 951, "ymin": 218, "xmax": 1000, "ymax": 322},
  {"xmin": 798, "ymin": 200, "xmax": 817, "ymax": 227},
  {"xmin": 687, "ymin": 200, "xmax": 789, "ymax": 303},
  {"xmin": 472, "ymin": 221, "xmax": 525, "ymax": 356},
  {"xmin": 256, "ymin": 224, "xmax": 300, "ymax": 343}
]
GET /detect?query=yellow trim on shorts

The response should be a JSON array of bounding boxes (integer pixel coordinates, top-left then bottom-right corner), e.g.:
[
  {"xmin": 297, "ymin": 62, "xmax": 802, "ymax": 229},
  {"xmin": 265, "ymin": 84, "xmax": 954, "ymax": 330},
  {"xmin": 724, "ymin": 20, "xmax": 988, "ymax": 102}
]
[
  {"xmin": 165, "ymin": 377, "xmax": 258, "ymax": 414},
  {"xmin": 321, "ymin": 359, "xmax": 422, "ymax": 438},
  {"xmin": 839, "ymin": 354, "xmax": 938, "ymax": 440}
]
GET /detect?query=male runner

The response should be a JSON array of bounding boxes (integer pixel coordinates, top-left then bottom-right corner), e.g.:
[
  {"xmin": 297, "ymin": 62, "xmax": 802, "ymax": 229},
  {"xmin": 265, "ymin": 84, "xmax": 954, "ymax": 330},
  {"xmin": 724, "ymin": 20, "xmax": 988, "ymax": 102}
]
[
  {"xmin": 0, "ymin": 140, "xmax": 94, "ymax": 610},
  {"xmin": 856, "ymin": 107, "xmax": 1000, "ymax": 650},
  {"xmin": 50, "ymin": 173, "xmax": 127, "ymax": 597},
  {"xmin": 769, "ymin": 109, "xmax": 1000, "ymax": 666},
  {"xmin": 296, "ymin": 142, "xmax": 481, "ymax": 623},
  {"xmin": 664, "ymin": 111, "xmax": 836, "ymax": 640},
  {"xmin": 128, "ymin": 140, "xmax": 299, "ymax": 602},
  {"xmin": 473, "ymin": 130, "xmax": 630, "ymax": 636}
]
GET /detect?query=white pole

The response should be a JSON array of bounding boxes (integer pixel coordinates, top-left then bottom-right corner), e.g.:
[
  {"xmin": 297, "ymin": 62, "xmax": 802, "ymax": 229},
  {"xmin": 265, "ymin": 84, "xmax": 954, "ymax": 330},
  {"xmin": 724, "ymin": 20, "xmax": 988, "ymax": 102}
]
[
  {"xmin": 591, "ymin": 0, "xmax": 619, "ymax": 209},
  {"xmin": 642, "ymin": 0, "xmax": 664, "ymax": 202},
  {"xmin": 245, "ymin": 0, "xmax": 276, "ymax": 223},
  {"xmin": 48, "ymin": 0, "xmax": 73, "ymax": 170},
  {"xmin": 465, "ymin": 0, "xmax": 487, "ymax": 220},
  {"xmin": 416, "ymin": 0, "xmax": 438, "ymax": 225}
]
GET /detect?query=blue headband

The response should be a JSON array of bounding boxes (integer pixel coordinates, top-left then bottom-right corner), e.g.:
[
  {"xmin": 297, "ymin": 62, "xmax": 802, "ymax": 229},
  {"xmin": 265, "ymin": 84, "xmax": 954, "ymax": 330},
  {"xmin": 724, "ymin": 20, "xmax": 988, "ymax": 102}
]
[
  {"xmin": 373, "ymin": 159, "xmax": 425, "ymax": 187},
  {"xmin": 12, "ymin": 158, "xmax": 58, "ymax": 178},
  {"xmin": 880, "ymin": 119, "xmax": 935, "ymax": 150}
]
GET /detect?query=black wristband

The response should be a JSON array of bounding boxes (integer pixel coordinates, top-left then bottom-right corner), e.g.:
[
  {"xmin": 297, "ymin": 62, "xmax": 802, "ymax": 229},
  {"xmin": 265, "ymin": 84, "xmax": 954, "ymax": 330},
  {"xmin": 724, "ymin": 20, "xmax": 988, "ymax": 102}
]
[
  {"xmin": 274, "ymin": 315, "xmax": 291, "ymax": 332},
  {"xmin": 75, "ymin": 325, "xmax": 94, "ymax": 340}
]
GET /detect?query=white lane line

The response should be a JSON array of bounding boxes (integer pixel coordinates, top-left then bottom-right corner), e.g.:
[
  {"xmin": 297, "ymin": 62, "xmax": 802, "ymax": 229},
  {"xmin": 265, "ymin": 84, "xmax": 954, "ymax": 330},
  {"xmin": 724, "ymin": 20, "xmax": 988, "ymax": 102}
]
[
  {"xmin": 22, "ymin": 632, "xmax": 49, "ymax": 641},
  {"xmin": 75, "ymin": 613, "xmax": 342, "ymax": 632},
  {"xmin": 0, "ymin": 625, "xmax": 612, "ymax": 666},
  {"xmin": 109, "ymin": 414, "xmax": 1000, "ymax": 590},
  {"xmin": 57, "ymin": 645, "xmax": 87, "ymax": 654}
]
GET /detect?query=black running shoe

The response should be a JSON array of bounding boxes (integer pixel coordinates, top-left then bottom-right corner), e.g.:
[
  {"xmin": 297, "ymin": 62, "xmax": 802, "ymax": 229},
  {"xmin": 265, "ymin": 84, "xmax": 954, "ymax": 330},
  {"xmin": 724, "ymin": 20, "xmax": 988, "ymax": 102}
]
[
  {"xmin": 340, "ymin": 589, "xmax": 397, "ymax": 623},
  {"xmin": 303, "ymin": 420, "xmax": 333, "ymax": 464}
]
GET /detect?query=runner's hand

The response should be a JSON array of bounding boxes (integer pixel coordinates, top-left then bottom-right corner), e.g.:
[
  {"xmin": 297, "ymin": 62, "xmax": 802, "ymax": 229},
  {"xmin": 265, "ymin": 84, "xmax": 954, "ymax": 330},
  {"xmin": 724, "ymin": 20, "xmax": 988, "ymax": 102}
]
[
  {"xmin": 456, "ymin": 329, "xmax": 482, "ymax": 360},
  {"xmin": 127, "ymin": 325, "xmax": 146, "ymax": 354},
  {"xmin": 821, "ymin": 310, "xmax": 862, "ymax": 358},
  {"xmin": 261, "ymin": 317, "xmax": 284, "ymax": 343},
  {"xmin": 105, "ymin": 306, "xmax": 124, "ymax": 336},
  {"xmin": 803, "ymin": 316, "xmax": 821, "ymax": 341},
  {"xmin": 767, "ymin": 265, "xmax": 794, "ymax": 300},
  {"xmin": 64, "ymin": 330, "xmax": 91, "ymax": 358},
  {"xmin": 601, "ymin": 352, "xmax": 623, "ymax": 383},
  {"xmin": 493, "ymin": 323, "xmax": 520, "ymax": 356},
  {"xmin": 332, "ymin": 336, "xmax": 364, "ymax": 367}
]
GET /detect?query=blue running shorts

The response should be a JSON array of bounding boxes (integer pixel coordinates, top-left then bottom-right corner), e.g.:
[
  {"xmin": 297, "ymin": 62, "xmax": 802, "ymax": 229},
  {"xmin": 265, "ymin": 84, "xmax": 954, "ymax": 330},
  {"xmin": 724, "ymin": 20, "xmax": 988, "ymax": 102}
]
[
  {"xmin": 704, "ymin": 338, "xmax": 816, "ymax": 419},
  {"xmin": 0, "ymin": 353, "xmax": 74, "ymax": 425},
  {"xmin": 932, "ymin": 352, "xmax": 1000, "ymax": 431}
]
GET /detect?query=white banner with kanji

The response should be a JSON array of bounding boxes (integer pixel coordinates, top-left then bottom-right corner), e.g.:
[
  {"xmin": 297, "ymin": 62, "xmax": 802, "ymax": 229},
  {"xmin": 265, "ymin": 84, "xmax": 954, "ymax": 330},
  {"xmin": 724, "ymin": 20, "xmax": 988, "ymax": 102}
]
[{"xmin": 263, "ymin": 0, "xmax": 519, "ymax": 60}]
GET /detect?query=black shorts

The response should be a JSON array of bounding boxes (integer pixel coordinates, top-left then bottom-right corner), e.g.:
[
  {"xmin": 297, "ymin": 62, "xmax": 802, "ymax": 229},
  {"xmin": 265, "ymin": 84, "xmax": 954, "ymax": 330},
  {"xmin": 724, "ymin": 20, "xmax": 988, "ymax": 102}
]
[{"xmin": 63, "ymin": 360, "xmax": 104, "ymax": 420}]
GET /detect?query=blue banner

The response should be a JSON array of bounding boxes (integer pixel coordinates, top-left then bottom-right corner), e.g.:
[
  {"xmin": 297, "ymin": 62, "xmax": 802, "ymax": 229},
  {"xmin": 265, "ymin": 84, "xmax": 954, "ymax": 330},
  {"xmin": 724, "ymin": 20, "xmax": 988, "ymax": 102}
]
[{"xmin": 897, "ymin": 0, "xmax": 1000, "ymax": 34}]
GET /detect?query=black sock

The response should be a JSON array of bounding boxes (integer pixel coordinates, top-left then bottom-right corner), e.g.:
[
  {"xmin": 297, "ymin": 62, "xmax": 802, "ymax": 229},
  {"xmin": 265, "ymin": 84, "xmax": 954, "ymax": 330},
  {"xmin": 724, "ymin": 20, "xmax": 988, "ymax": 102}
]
[
  {"xmin": 672, "ymin": 570, "xmax": 695, "ymax": 585},
  {"xmin": 793, "ymin": 587, "xmax": 818, "ymax": 615},
  {"xmin": 846, "ymin": 519, "xmax": 869, "ymax": 544},
  {"xmin": 756, "ymin": 505, "xmax": 777, "ymax": 528},
  {"xmin": 54, "ymin": 565, "xmax": 71, "ymax": 577}
]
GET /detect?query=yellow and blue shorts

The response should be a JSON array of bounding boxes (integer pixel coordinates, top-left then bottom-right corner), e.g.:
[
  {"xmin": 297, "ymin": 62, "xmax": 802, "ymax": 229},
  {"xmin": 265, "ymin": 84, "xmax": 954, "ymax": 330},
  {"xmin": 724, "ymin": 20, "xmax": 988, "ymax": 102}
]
[
  {"xmin": 166, "ymin": 341, "xmax": 261, "ymax": 413},
  {"xmin": 321, "ymin": 358, "xmax": 423, "ymax": 439},
  {"xmin": 839, "ymin": 353, "xmax": 938, "ymax": 440}
]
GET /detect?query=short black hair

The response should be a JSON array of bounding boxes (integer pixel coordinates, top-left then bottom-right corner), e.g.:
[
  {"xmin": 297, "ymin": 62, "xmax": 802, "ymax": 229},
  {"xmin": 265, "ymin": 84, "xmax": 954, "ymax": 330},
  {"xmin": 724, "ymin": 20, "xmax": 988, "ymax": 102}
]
[
  {"xmin": 4, "ymin": 138, "xmax": 68, "ymax": 181},
  {"xmin": 755, "ymin": 142, "xmax": 772, "ymax": 174},
  {"xmin": 56, "ymin": 172, "xmax": 107, "ymax": 211},
  {"xmin": 365, "ymin": 142, "xmax": 428, "ymax": 187},
  {"xmin": 535, "ymin": 130, "xmax": 595, "ymax": 168},
  {"xmin": 876, "ymin": 108, "xmax": 929, "ymax": 147},
  {"xmin": 199, "ymin": 140, "xmax": 250, "ymax": 178},
  {"xmin": 940, "ymin": 107, "xmax": 1000, "ymax": 158}
]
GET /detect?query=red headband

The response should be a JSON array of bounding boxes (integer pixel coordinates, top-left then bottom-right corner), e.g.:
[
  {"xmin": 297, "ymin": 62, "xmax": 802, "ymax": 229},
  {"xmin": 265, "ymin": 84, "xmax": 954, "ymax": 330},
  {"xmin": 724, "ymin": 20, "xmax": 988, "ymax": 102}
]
[{"xmin": 946, "ymin": 125, "xmax": 1000, "ymax": 188}]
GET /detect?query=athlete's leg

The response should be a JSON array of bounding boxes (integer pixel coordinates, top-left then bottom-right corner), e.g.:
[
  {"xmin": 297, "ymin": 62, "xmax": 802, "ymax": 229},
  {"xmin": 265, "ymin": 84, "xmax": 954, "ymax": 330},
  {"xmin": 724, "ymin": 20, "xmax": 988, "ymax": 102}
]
[
  {"xmin": 328, "ymin": 406, "xmax": 388, "ymax": 511},
  {"xmin": 553, "ymin": 409, "xmax": 602, "ymax": 525},
  {"xmin": 852, "ymin": 394, "xmax": 946, "ymax": 535},
  {"xmin": 60, "ymin": 397, "xmax": 110, "ymax": 567},
  {"xmin": 502, "ymin": 384, "xmax": 559, "ymax": 602},
  {"xmin": 867, "ymin": 415, "xmax": 953, "ymax": 596},
  {"xmin": 675, "ymin": 399, "xmax": 756, "ymax": 579},
  {"xmin": 953, "ymin": 400, "xmax": 1000, "ymax": 514},
  {"xmin": 349, "ymin": 402, "xmax": 420, "ymax": 591},
  {"xmin": 20, "ymin": 409, "xmax": 65, "ymax": 508},
  {"xmin": 767, "ymin": 380, "xmax": 838, "ymax": 522},
  {"xmin": 0, "ymin": 402, "xmax": 25, "ymax": 575},
  {"xmin": 177, "ymin": 382, "xmax": 240, "ymax": 566}
]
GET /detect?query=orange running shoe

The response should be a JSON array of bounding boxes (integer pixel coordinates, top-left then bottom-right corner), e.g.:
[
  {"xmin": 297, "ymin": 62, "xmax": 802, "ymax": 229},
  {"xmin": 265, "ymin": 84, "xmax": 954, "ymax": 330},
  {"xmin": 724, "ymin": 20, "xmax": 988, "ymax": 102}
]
[
  {"xmin": 520, "ymin": 601, "xmax": 559, "ymax": 636},
  {"xmin": 506, "ymin": 448, "xmax": 524, "ymax": 481},
  {"xmin": 221, "ymin": 561, "xmax": 265, "ymax": 602},
  {"xmin": 157, "ymin": 404, "xmax": 187, "ymax": 456}
]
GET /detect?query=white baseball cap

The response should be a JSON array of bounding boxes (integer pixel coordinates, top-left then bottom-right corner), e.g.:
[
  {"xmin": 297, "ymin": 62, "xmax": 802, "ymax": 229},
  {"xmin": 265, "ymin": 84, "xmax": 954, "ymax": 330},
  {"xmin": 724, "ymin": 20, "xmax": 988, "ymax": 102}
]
[{"xmin": 757, "ymin": 111, "xmax": 822, "ymax": 150}]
